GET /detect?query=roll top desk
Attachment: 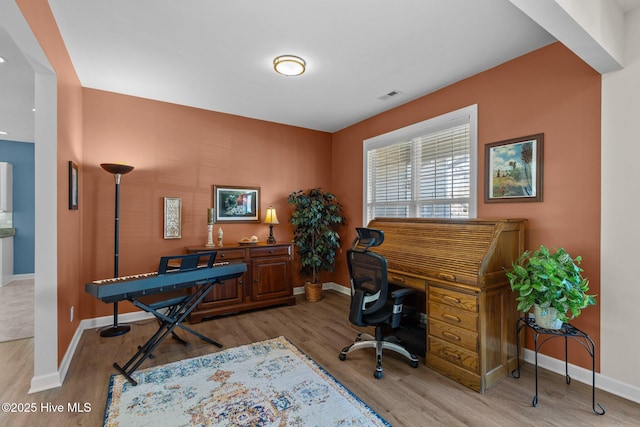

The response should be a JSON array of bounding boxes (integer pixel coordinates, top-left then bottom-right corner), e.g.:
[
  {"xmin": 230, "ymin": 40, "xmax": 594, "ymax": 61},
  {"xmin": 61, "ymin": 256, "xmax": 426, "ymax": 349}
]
[{"xmin": 367, "ymin": 217, "xmax": 526, "ymax": 392}]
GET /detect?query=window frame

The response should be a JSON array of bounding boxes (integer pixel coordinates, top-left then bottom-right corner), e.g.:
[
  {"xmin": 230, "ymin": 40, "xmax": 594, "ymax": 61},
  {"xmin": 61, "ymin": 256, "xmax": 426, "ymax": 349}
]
[{"xmin": 362, "ymin": 104, "xmax": 478, "ymax": 225}]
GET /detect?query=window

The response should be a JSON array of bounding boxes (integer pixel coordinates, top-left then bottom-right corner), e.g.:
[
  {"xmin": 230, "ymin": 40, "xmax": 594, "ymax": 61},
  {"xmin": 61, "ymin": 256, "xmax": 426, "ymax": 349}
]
[{"xmin": 363, "ymin": 105, "xmax": 477, "ymax": 224}]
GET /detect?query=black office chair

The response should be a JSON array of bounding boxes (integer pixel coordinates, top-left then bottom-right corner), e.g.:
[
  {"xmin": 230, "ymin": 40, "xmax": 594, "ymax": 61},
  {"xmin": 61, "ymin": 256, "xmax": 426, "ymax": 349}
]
[{"xmin": 339, "ymin": 227, "xmax": 419, "ymax": 378}]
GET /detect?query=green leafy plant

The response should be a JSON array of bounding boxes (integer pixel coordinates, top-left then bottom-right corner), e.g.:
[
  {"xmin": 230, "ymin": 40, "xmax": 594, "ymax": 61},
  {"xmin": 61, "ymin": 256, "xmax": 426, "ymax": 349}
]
[
  {"xmin": 506, "ymin": 245, "xmax": 596, "ymax": 323},
  {"xmin": 287, "ymin": 188, "xmax": 345, "ymax": 284}
]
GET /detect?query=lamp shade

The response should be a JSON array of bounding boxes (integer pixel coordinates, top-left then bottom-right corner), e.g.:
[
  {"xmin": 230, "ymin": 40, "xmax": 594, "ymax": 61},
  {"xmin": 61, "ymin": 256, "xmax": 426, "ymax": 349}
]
[
  {"xmin": 101, "ymin": 163, "xmax": 134, "ymax": 175},
  {"xmin": 264, "ymin": 207, "xmax": 279, "ymax": 224}
]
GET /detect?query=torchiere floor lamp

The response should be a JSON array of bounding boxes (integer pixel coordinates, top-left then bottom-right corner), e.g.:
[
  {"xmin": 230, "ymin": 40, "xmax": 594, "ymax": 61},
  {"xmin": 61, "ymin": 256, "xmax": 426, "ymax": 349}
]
[{"xmin": 100, "ymin": 162, "xmax": 134, "ymax": 337}]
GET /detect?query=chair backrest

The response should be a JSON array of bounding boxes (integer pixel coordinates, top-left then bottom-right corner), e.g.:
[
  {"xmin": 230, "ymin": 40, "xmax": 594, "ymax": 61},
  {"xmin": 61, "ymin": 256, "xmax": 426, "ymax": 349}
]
[{"xmin": 346, "ymin": 228, "xmax": 389, "ymax": 326}]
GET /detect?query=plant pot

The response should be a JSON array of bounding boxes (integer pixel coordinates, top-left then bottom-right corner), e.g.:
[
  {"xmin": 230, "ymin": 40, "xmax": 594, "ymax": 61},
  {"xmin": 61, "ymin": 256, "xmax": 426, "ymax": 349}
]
[
  {"xmin": 533, "ymin": 304, "xmax": 563, "ymax": 329},
  {"xmin": 304, "ymin": 282, "xmax": 322, "ymax": 302}
]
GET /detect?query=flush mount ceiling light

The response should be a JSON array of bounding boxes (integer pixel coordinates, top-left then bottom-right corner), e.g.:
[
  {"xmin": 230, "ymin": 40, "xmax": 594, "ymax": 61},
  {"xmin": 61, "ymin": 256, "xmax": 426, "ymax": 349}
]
[
  {"xmin": 273, "ymin": 55, "xmax": 306, "ymax": 76},
  {"xmin": 0, "ymin": 56, "xmax": 7, "ymax": 63}
]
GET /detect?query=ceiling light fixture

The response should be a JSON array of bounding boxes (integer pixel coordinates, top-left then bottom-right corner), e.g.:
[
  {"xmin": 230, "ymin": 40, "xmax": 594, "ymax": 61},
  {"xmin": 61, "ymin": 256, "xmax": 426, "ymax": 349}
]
[
  {"xmin": 273, "ymin": 55, "xmax": 306, "ymax": 76},
  {"xmin": 0, "ymin": 56, "xmax": 6, "ymax": 63}
]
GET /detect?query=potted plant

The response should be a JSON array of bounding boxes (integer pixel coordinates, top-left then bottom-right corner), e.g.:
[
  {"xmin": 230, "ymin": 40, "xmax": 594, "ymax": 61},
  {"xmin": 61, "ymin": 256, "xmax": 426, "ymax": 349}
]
[
  {"xmin": 506, "ymin": 245, "xmax": 596, "ymax": 329},
  {"xmin": 287, "ymin": 188, "xmax": 345, "ymax": 301}
]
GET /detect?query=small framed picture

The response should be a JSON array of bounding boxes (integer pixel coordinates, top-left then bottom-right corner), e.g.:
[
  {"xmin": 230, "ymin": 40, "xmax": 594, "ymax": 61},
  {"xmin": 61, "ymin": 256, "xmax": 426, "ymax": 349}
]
[
  {"xmin": 485, "ymin": 134, "xmax": 543, "ymax": 203},
  {"xmin": 69, "ymin": 161, "xmax": 79, "ymax": 210},
  {"xmin": 163, "ymin": 197, "xmax": 182, "ymax": 239},
  {"xmin": 213, "ymin": 185, "xmax": 260, "ymax": 223}
]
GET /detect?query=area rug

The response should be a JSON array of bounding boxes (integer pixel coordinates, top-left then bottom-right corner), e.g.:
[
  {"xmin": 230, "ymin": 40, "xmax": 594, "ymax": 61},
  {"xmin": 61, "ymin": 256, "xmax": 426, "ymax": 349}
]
[{"xmin": 104, "ymin": 336, "xmax": 390, "ymax": 426}]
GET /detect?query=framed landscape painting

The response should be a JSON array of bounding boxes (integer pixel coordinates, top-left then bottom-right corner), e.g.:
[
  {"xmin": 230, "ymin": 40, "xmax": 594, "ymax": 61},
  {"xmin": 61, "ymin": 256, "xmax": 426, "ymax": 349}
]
[
  {"xmin": 485, "ymin": 134, "xmax": 543, "ymax": 203},
  {"xmin": 213, "ymin": 185, "xmax": 260, "ymax": 223}
]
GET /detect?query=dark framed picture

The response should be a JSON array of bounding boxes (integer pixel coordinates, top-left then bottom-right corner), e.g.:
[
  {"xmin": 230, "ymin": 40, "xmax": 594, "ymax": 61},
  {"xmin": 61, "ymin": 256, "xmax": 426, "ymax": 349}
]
[
  {"xmin": 213, "ymin": 185, "xmax": 260, "ymax": 222},
  {"xmin": 485, "ymin": 133, "xmax": 543, "ymax": 203},
  {"xmin": 68, "ymin": 161, "xmax": 78, "ymax": 210}
]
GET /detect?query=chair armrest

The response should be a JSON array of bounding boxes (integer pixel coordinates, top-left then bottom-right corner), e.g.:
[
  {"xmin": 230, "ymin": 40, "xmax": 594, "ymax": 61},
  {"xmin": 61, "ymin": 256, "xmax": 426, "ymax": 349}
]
[
  {"xmin": 391, "ymin": 287, "xmax": 416, "ymax": 300},
  {"xmin": 389, "ymin": 287, "xmax": 415, "ymax": 328}
]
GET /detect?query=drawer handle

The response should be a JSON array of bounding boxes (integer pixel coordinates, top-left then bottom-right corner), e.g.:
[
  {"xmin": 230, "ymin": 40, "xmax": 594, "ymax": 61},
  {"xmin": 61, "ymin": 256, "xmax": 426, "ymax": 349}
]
[
  {"xmin": 443, "ymin": 349, "xmax": 461, "ymax": 360},
  {"xmin": 443, "ymin": 295, "xmax": 461, "ymax": 304},
  {"xmin": 391, "ymin": 276, "xmax": 406, "ymax": 283},
  {"xmin": 220, "ymin": 253, "xmax": 225, "ymax": 258},
  {"xmin": 436, "ymin": 272, "xmax": 456, "ymax": 281},
  {"xmin": 269, "ymin": 250, "xmax": 274, "ymax": 254},
  {"xmin": 442, "ymin": 331, "xmax": 461, "ymax": 341},
  {"xmin": 442, "ymin": 313, "xmax": 461, "ymax": 323}
]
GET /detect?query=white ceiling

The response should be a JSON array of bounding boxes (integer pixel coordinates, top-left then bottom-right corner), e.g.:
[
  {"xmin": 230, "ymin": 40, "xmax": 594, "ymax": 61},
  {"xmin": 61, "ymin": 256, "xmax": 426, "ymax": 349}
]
[{"xmin": 1, "ymin": 0, "xmax": 640, "ymax": 143}]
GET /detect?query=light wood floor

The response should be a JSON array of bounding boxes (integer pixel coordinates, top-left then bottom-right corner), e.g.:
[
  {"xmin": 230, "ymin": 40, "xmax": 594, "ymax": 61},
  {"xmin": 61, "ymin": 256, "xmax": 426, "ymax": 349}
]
[
  {"xmin": 1, "ymin": 291, "xmax": 638, "ymax": 426},
  {"xmin": 0, "ymin": 279, "xmax": 33, "ymax": 342}
]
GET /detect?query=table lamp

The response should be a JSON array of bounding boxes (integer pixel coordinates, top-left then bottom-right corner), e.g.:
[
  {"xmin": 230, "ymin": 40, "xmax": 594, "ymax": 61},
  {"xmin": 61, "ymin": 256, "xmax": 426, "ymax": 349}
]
[{"xmin": 264, "ymin": 207, "xmax": 279, "ymax": 244}]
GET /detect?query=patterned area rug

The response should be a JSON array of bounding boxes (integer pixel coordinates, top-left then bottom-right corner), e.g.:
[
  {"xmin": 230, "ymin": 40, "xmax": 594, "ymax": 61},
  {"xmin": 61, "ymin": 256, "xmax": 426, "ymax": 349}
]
[{"xmin": 104, "ymin": 336, "xmax": 390, "ymax": 426}]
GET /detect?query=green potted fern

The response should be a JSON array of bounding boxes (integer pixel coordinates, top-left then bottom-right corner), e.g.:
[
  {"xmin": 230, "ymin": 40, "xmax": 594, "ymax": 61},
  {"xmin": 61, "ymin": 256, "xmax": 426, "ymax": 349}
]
[
  {"xmin": 506, "ymin": 245, "xmax": 596, "ymax": 329},
  {"xmin": 287, "ymin": 188, "xmax": 345, "ymax": 301}
]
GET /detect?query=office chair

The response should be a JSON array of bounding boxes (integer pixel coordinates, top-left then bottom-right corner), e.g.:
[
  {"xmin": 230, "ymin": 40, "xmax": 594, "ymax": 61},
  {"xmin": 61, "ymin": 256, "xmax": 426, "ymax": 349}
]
[{"xmin": 339, "ymin": 227, "xmax": 419, "ymax": 378}]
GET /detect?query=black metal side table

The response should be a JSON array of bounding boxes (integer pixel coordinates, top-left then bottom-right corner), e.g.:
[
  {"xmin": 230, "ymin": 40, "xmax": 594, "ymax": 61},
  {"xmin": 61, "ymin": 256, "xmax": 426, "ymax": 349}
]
[{"xmin": 511, "ymin": 317, "xmax": 605, "ymax": 415}]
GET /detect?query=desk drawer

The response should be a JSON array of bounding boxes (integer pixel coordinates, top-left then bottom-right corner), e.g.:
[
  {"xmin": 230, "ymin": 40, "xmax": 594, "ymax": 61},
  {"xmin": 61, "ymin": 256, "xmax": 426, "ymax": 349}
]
[
  {"xmin": 429, "ymin": 302, "xmax": 478, "ymax": 332},
  {"xmin": 388, "ymin": 272, "xmax": 426, "ymax": 291},
  {"xmin": 428, "ymin": 336, "xmax": 479, "ymax": 373},
  {"xmin": 250, "ymin": 246, "xmax": 290, "ymax": 258},
  {"xmin": 428, "ymin": 318, "xmax": 478, "ymax": 352},
  {"xmin": 215, "ymin": 249, "xmax": 245, "ymax": 261},
  {"xmin": 429, "ymin": 286, "xmax": 477, "ymax": 312}
]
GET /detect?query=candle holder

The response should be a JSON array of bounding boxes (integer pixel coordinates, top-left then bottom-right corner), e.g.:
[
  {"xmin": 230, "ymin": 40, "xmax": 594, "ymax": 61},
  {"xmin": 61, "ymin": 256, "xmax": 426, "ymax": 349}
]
[{"xmin": 206, "ymin": 223, "xmax": 215, "ymax": 247}]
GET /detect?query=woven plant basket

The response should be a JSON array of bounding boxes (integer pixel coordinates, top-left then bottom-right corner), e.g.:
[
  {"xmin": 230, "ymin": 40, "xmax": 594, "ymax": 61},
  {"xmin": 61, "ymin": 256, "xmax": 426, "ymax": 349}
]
[{"xmin": 304, "ymin": 282, "xmax": 323, "ymax": 302}]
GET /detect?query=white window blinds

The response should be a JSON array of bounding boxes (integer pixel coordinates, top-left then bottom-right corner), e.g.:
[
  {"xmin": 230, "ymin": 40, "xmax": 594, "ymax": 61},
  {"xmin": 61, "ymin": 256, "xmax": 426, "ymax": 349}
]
[{"xmin": 364, "ymin": 105, "xmax": 477, "ymax": 224}]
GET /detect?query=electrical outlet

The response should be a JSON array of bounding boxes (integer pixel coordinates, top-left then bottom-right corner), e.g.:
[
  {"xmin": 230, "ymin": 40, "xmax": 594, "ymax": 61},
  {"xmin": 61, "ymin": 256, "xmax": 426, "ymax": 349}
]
[{"xmin": 70, "ymin": 306, "xmax": 74, "ymax": 322}]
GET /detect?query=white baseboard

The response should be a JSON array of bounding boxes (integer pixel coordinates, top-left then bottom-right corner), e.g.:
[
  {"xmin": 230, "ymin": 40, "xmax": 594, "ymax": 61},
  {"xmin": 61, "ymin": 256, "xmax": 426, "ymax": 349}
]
[
  {"xmin": 29, "ymin": 372, "xmax": 62, "ymax": 394},
  {"xmin": 293, "ymin": 281, "xmax": 350, "ymax": 296},
  {"xmin": 1, "ymin": 272, "xmax": 35, "ymax": 286},
  {"xmin": 35, "ymin": 310, "xmax": 155, "ymax": 393},
  {"xmin": 523, "ymin": 348, "xmax": 640, "ymax": 404}
]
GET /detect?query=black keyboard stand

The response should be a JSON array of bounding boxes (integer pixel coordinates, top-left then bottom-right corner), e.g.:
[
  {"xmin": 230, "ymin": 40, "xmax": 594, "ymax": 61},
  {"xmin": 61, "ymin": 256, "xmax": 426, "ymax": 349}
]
[
  {"xmin": 511, "ymin": 317, "xmax": 605, "ymax": 415},
  {"xmin": 113, "ymin": 279, "xmax": 222, "ymax": 386}
]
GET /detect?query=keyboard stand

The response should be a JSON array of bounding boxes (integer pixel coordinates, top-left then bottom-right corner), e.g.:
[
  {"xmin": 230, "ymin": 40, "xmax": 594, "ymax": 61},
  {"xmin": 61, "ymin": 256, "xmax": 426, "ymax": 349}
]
[{"xmin": 113, "ymin": 280, "xmax": 221, "ymax": 386}]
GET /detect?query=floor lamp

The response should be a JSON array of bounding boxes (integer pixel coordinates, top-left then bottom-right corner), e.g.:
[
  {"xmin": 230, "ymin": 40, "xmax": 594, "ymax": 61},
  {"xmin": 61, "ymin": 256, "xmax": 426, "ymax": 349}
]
[{"xmin": 100, "ymin": 163, "xmax": 134, "ymax": 337}]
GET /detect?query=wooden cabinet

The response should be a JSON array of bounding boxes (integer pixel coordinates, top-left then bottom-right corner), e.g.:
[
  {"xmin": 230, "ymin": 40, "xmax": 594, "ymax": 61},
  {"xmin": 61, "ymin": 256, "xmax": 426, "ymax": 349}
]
[{"xmin": 186, "ymin": 243, "xmax": 295, "ymax": 323}]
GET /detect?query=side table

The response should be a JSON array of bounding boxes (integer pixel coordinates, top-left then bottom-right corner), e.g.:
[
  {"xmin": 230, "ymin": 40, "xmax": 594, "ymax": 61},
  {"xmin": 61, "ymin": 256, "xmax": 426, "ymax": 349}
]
[{"xmin": 511, "ymin": 317, "xmax": 605, "ymax": 415}]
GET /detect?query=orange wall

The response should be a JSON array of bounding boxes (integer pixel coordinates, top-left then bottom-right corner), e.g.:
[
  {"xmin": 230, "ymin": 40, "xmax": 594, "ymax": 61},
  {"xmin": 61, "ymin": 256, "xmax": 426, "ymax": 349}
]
[
  {"xmin": 79, "ymin": 89, "xmax": 333, "ymax": 319},
  {"xmin": 332, "ymin": 42, "xmax": 601, "ymax": 370},
  {"xmin": 18, "ymin": 0, "xmax": 84, "ymax": 364}
]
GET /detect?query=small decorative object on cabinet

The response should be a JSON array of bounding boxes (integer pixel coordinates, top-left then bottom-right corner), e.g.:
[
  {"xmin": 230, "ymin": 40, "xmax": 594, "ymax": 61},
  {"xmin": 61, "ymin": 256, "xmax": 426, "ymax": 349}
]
[
  {"xmin": 287, "ymin": 188, "xmax": 344, "ymax": 301},
  {"xmin": 186, "ymin": 242, "xmax": 295, "ymax": 322},
  {"xmin": 506, "ymin": 245, "xmax": 596, "ymax": 329}
]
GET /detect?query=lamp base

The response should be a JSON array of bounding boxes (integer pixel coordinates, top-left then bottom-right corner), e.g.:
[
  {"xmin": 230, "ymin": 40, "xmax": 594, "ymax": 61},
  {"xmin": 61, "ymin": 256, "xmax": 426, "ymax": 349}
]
[
  {"xmin": 99, "ymin": 324, "xmax": 131, "ymax": 337},
  {"xmin": 267, "ymin": 224, "xmax": 276, "ymax": 244}
]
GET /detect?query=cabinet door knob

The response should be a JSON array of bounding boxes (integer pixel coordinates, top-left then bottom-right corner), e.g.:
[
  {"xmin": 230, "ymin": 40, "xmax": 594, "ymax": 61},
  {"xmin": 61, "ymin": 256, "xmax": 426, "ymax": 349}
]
[{"xmin": 220, "ymin": 253, "xmax": 225, "ymax": 258}]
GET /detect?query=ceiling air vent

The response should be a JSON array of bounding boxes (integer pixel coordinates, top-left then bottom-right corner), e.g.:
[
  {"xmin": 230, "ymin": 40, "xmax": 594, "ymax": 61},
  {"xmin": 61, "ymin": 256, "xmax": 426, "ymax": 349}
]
[{"xmin": 377, "ymin": 90, "xmax": 402, "ymax": 101}]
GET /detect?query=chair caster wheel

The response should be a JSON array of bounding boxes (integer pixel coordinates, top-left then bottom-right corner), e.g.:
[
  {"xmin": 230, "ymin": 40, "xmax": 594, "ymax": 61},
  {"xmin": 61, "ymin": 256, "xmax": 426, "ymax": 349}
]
[
  {"xmin": 339, "ymin": 353, "xmax": 346, "ymax": 361},
  {"xmin": 410, "ymin": 360, "xmax": 419, "ymax": 368},
  {"xmin": 374, "ymin": 370, "xmax": 382, "ymax": 379}
]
